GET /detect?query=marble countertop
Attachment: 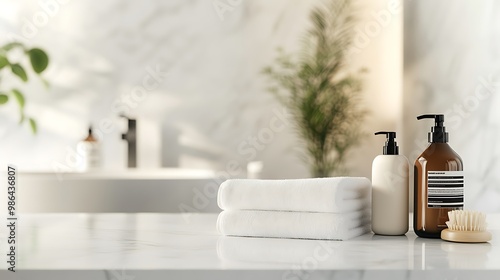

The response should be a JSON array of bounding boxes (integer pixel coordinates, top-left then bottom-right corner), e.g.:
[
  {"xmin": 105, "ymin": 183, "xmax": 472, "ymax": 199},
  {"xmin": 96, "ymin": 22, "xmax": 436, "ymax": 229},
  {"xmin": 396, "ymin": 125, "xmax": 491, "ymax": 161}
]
[{"xmin": 1, "ymin": 213, "xmax": 499, "ymax": 279}]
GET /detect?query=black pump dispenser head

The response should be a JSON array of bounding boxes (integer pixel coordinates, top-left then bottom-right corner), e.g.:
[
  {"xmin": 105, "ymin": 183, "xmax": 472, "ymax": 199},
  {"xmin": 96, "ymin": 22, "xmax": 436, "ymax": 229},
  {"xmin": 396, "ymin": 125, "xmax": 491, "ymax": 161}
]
[
  {"xmin": 416, "ymin": 114, "xmax": 448, "ymax": 143},
  {"xmin": 374, "ymin": 131, "xmax": 399, "ymax": 155}
]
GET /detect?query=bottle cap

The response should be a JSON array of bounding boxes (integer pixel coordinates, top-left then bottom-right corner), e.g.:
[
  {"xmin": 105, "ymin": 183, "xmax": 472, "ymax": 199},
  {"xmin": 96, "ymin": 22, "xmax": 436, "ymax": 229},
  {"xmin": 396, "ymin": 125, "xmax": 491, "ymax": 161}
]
[
  {"xmin": 374, "ymin": 131, "xmax": 399, "ymax": 155},
  {"xmin": 416, "ymin": 114, "xmax": 448, "ymax": 143}
]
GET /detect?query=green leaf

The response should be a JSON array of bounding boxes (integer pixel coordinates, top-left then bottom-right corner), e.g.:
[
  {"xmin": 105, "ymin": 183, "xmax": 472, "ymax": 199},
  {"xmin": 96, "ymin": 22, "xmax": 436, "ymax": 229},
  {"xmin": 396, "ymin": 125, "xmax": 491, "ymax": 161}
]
[
  {"xmin": 2, "ymin": 42, "xmax": 24, "ymax": 51},
  {"xmin": 19, "ymin": 113, "xmax": 25, "ymax": 124},
  {"xmin": 0, "ymin": 55, "xmax": 8, "ymax": 69},
  {"xmin": 11, "ymin": 64, "xmax": 28, "ymax": 82},
  {"xmin": 28, "ymin": 48, "xmax": 49, "ymax": 74},
  {"xmin": 12, "ymin": 89, "xmax": 25, "ymax": 109},
  {"xmin": 0, "ymin": 94, "xmax": 8, "ymax": 104},
  {"xmin": 29, "ymin": 118, "xmax": 37, "ymax": 134}
]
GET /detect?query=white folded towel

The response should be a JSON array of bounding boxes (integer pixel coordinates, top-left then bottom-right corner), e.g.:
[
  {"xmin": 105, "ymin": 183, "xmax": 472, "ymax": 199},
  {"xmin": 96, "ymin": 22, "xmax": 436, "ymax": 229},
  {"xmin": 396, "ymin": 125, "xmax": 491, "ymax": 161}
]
[
  {"xmin": 217, "ymin": 210, "xmax": 370, "ymax": 240},
  {"xmin": 218, "ymin": 177, "xmax": 371, "ymax": 213}
]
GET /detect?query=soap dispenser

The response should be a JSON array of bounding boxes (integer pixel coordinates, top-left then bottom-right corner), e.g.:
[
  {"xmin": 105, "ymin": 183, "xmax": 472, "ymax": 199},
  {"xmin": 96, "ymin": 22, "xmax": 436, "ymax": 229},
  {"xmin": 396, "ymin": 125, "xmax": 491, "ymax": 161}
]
[
  {"xmin": 76, "ymin": 126, "xmax": 101, "ymax": 172},
  {"xmin": 414, "ymin": 114, "xmax": 464, "ymax": 238},
  {"xmin": 372, "ymin": 131, "xmax": 409, "ymax": 235}
]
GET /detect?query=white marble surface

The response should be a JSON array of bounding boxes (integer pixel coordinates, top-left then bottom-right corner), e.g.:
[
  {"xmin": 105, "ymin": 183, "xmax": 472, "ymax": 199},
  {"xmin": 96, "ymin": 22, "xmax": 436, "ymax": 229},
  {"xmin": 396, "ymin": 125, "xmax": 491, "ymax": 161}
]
[{"xmin": 0, "ymin": 213, "xmax": 499, "ymax": 274}]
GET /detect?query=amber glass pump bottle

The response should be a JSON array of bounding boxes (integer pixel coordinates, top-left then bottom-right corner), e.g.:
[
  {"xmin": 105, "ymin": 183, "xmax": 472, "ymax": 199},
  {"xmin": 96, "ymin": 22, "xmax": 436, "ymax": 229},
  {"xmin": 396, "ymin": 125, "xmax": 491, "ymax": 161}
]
[{"xmin": 414, "ymin": 114, "xmax": 463, "ymax": 238}]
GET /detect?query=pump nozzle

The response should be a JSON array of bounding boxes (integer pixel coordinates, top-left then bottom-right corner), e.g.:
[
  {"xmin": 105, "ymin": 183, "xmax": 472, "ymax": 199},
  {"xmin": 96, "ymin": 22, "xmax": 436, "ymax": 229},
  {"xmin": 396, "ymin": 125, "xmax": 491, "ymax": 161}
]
[
  {"xmin": 417, "ymin": 114, "xmax": 444, "ymax": 126},
  {"xmin": 374, "ymin": 131, "xmax": 399, "ymax": 155},
  {"xmin": 416, "ymin": 114, "xmax": 448, "ymax": 143}
]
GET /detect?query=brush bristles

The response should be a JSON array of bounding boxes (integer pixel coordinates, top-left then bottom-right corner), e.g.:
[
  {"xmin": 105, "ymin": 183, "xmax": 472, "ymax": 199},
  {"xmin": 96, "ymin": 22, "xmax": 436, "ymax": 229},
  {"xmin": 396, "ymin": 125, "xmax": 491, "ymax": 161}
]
[{"xmin": 446, "ymin": 210, "xmax": 487, "ymax": 231}]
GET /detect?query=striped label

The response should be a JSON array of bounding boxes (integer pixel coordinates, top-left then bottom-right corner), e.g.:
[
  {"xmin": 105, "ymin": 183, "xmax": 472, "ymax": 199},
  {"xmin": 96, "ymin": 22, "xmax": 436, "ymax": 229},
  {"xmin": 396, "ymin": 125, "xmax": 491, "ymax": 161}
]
[{"xmin": 427, "ymin": 171, "xmax": 464, "ymax": 208}]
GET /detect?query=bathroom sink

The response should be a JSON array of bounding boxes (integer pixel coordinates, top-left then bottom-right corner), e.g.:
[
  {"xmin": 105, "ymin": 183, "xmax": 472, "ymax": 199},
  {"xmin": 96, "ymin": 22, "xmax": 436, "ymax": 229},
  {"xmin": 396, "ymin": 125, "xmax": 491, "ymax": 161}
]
[
  {"xmin": 14, "ymin": 168, "xmax": 223, "ymax": 213},
  {"xmin": 25, "ymin": 168, "xmax": 216, "ymax": 180}
]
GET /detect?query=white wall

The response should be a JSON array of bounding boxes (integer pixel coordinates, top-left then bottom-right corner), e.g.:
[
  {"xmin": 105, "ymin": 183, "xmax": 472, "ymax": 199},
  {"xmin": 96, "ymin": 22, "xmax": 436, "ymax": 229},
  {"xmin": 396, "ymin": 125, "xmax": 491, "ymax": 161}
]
[
  {"xmin": 0, "ymin": 0, "xmax": 402, "ymax": 180},
  {"xmin": 403, "ymin": 0, "xmax": 500, "ymax": 212}
]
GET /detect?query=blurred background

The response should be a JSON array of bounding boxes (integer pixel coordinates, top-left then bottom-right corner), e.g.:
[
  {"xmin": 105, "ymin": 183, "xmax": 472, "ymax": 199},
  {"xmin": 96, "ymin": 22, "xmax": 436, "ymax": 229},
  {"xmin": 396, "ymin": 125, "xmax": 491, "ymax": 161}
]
[{"xmin": 0, "ymin": 0, "xmax": 498, "ymax": 212}]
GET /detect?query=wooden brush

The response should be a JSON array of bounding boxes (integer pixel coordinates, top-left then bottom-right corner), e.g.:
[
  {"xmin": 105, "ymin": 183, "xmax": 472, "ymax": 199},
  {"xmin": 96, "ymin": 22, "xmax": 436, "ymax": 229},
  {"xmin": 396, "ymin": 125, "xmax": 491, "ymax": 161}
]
[{"xmin": 441, "ymin": 210, "xmax": 492, "ymax": 243}]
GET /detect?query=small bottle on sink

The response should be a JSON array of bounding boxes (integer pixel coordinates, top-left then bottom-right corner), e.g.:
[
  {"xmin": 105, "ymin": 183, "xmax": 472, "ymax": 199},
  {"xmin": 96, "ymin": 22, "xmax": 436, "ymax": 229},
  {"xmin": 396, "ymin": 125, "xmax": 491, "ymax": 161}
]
[{"xmin": 76, "ymin": 126, "xmax": 101, "ymax": 172}]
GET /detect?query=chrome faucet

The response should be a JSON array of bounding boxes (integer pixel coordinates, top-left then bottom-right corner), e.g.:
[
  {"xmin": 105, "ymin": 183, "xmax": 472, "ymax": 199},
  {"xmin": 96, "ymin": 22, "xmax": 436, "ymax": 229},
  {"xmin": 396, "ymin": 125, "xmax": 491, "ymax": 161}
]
[{"xmin": 120, "ymin": 115, "xmax": 137, "ymax": 168}]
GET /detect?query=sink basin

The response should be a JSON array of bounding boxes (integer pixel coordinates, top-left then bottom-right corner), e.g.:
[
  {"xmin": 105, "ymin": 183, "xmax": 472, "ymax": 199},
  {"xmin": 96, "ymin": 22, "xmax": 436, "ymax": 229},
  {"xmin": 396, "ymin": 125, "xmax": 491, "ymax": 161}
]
[
  {"xmin": 14, "ymin": 168, "xmax": 223, "ymax": 213},
  {"xmin": 26, "ymin": 168, "xmax": 217, "ymax": 180}
]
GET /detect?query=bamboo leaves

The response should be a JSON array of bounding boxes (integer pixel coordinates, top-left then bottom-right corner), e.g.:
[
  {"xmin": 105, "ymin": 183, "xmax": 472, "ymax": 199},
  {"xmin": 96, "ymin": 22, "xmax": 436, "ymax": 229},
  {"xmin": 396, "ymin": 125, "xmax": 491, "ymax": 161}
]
[{"xmin": 262, "ymin": 0, "xmax": 366, "ymax": 177}]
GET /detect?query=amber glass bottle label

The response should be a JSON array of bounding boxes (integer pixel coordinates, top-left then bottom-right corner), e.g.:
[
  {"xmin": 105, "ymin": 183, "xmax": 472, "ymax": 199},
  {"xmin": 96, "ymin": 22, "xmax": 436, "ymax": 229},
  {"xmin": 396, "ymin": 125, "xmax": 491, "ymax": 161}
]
[{"xmin": 427, "ymin": 171, "xmax": 464, "ymax": 208}]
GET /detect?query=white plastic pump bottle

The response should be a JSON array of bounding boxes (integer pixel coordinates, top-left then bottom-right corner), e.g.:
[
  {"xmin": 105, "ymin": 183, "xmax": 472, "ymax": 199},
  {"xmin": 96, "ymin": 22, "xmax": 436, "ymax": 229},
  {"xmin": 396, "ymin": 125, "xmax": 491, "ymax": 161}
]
[{"xmin": 372, "ymin": 131, "xmax": 409, "ymax": 235}]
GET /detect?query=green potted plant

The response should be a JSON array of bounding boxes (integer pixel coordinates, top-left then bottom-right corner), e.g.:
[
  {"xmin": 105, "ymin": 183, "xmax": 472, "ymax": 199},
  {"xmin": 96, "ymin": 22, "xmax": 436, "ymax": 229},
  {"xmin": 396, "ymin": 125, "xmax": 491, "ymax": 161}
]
[
  {"xmin": 263, "ymin": 0, "xmax": 366, "ymax": 177},
  {"xmin": 0, "ymin": 42, "xmax": 49, "ymax": 133}
]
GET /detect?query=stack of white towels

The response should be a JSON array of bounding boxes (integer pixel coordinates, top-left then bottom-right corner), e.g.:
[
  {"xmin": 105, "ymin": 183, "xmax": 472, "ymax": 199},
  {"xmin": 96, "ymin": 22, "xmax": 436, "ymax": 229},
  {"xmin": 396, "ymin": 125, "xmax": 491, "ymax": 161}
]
[{"xmin": 217, "ymin": 177, "xmax": 371, "ymax": 240}]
